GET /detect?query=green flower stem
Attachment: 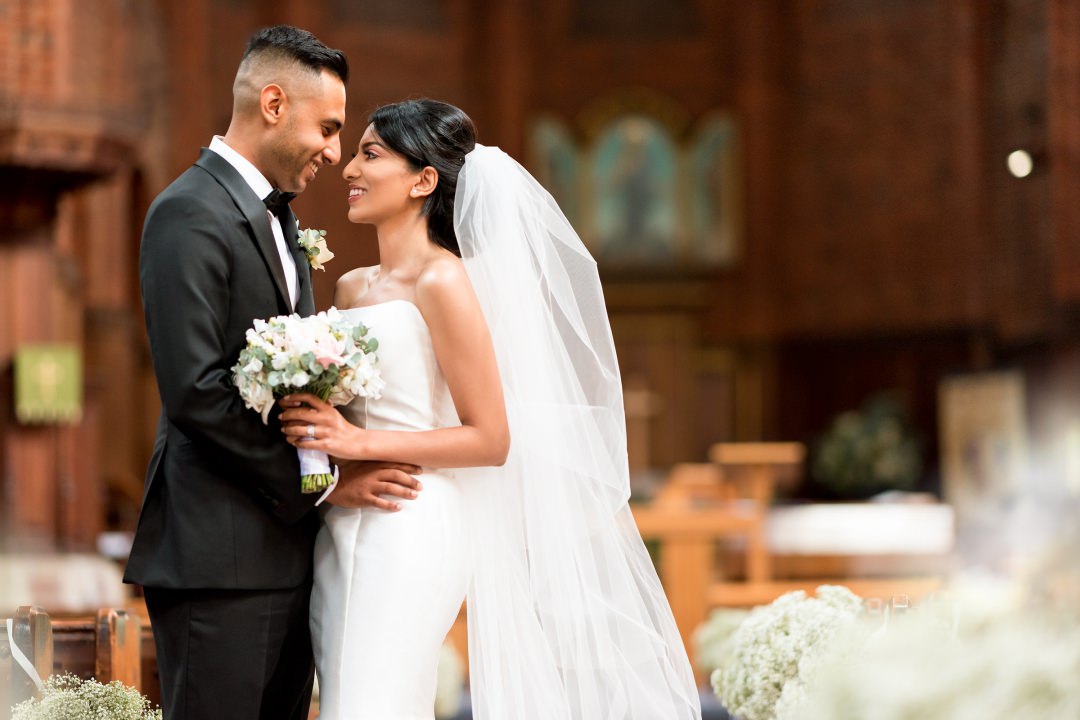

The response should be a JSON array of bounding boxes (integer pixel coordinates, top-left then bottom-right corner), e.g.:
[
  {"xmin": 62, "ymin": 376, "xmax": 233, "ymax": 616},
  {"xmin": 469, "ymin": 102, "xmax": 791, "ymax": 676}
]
[{"xmin": 301, "ymin": 472, "xmax": 335, "ymax": 494}]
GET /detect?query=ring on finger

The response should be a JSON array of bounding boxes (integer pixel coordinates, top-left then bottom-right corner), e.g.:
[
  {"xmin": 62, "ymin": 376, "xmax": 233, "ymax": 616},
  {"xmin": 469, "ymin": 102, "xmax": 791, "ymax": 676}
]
[{"xmin": 306, "ymin": 423, "xmax": 316, "ymax": 440}]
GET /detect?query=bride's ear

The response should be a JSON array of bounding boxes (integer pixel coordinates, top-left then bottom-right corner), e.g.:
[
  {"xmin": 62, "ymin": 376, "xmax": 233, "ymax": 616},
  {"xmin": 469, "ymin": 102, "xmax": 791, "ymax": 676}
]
[{"xmin": 410, "ymin": 167, "xmax": 438, "ymax": 199}]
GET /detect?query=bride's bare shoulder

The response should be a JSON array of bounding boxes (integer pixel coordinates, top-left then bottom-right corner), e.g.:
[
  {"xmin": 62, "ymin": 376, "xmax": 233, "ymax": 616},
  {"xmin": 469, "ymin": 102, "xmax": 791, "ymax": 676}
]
[
  {"xmin": 415, "ymin": 254, "xmax": 476, "ymax": 316},
  {"xmin": 416, "ymin": 254, "xmax": 468, "ymax": 295},
  {"xmin": 334, "ymin": 266, "xmax": 379, "ymax": 308}
]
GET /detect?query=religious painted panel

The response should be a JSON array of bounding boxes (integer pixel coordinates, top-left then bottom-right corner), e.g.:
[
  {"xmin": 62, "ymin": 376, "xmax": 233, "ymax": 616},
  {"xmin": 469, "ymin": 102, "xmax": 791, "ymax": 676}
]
[
  {"xmin": 687, "ymin": 114, "xmax": 742, "ymax": 267},
  {"xmin": 14, "ymin": 344, "xmax": 83, "ymax": 424},
  {"xmin": 528, "ymin": 116, "xmax": 579, "ymax": 227},
  {"xmin": 590, "ymin": 116, "xmax": 679, "ymax": 266}
]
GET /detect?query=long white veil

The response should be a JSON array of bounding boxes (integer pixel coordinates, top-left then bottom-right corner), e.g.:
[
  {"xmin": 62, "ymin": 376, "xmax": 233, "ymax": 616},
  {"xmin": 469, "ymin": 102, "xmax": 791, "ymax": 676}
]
[{"xmin": 455, "ymin": 145, "xmax": 701, "ymax": 719}]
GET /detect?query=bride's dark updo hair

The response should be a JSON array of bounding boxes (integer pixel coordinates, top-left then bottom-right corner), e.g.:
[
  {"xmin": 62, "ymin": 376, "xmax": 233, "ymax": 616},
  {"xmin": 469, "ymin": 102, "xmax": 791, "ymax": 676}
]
[{"xmin": 369, "ymin": 99, "xmax": 477, "ymax": 257}]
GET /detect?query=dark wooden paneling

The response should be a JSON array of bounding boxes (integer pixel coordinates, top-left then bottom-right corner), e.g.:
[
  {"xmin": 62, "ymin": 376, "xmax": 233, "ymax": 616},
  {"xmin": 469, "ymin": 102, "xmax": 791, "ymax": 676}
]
[
  {"xmin": 1049, "ymin": 0, "xmax": 1080, "ymax": 305},
  {"xmin": 780, "ymin": 1, "xmax": 985, "ymax": 335},
  {"xmin": 986, "ymin": 0, "xmax": 1054, "ymax": 341}
]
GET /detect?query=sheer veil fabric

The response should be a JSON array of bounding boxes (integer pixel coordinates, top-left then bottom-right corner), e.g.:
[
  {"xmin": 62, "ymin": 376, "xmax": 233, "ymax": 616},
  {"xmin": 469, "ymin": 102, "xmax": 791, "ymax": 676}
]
[{"xmin": 455, "ymin": 145, "xmax": 702, "ymax": 719}]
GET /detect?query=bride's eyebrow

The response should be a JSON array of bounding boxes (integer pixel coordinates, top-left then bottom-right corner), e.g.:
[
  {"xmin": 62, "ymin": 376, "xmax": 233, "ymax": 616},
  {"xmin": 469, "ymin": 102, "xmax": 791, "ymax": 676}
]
[{"xmin": 360, "ymin": 141, "xmax": 386, "ymax": 152}]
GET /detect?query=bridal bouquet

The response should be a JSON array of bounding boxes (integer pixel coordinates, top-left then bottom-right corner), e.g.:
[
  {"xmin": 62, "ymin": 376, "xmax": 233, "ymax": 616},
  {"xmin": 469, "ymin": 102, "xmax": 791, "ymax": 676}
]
[{"xmin": 232, "ymin": 308, "xmax": 383, "ymax": 493}]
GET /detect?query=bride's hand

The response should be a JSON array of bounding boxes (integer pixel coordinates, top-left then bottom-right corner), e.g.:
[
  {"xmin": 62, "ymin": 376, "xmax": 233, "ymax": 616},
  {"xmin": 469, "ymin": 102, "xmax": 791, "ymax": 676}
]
[{"xmin": 279, "ymin": 393, "xmax": 366, "ymax": 459}]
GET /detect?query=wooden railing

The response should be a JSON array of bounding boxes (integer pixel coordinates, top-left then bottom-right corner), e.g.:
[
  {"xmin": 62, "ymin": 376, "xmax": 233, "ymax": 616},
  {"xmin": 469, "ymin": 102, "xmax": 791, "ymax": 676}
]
[{"xmin": 633, "ymin": 444, "xmax": 947, "ymax": 677}]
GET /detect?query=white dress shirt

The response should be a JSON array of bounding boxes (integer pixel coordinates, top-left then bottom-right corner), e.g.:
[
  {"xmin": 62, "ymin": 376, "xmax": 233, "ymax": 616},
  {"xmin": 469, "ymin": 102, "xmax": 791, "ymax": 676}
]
[
  {"xmin": 209, "ymin": 136, "xmax": 299, "ymax": 309},
  {"xmin": 208, "ymin": 137, "xmax": 335, "ymax": 503}
]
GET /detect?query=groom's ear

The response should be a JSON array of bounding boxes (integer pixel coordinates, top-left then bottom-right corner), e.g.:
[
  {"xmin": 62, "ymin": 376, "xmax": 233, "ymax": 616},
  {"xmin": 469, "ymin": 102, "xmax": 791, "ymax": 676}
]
[
  {"xmin": 411, "ymin": 167, "xmax": 438, "ymax": 199},
  {"xmin": 260, "ymin": 84, "xmax": 287, "ymax": 125}
]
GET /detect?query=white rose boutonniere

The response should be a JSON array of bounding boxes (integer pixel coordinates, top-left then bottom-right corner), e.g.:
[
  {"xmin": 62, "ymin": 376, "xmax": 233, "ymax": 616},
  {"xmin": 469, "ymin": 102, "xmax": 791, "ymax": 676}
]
[{"xmin": 298, "ymin": 228, "xmax": 335, "ymax": 271}]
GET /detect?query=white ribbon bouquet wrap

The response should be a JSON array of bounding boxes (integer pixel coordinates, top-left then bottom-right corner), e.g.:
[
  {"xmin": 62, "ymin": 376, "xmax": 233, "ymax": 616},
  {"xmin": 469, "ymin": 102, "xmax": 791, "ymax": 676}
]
[{"xmin": 232, "ymin": 308, "xmax": 384, "ymax": 493}]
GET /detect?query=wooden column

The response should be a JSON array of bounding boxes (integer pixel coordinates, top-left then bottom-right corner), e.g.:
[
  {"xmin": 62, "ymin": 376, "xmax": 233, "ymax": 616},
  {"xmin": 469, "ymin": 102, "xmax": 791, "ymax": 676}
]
[
  {"xmin": 1049, "ymin": 0, "xmax": 1080, "ymax": 304},
  {"xmin": 464, "ymin": 0, "xmax": 531, "ymax": 158},
  {"xmin": 0, "ymin": 0, "xmax": 157, "ymax": 550},
  {"xmin": 0, "ymin": 223, "xmax": 68, "ymax": 551}
]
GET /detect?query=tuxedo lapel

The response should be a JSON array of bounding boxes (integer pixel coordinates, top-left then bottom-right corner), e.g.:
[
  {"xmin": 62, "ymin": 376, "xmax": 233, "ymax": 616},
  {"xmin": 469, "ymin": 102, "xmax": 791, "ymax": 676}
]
[
  {"xmin": 194, "ymin": 149, "xmax": 292, "ymax": 312},
  {"xmin": 286, "ymin": 208, "xmax": 317, "ymax": 316}
]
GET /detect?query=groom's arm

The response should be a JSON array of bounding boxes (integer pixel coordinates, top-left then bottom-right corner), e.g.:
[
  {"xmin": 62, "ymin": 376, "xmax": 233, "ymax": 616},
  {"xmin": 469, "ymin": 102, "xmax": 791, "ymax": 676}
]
[{"xmin": 140, "ymin": 193, "xmax": 314, "ymax": 524}]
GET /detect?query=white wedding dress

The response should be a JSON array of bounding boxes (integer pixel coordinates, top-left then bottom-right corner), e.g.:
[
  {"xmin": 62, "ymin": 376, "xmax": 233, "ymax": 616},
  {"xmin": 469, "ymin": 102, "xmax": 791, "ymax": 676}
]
[
  {"xmin": 310, "ymin": 299, "xmax": 468, "ymax": 720},
  {"xmin": 311, "ymin": 145, "xmax": 701, "ymax": 720}
]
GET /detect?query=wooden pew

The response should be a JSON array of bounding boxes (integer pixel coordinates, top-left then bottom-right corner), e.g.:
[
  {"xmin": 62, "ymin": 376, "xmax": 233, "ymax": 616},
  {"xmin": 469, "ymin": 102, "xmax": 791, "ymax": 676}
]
[
  {"xmin": 1, "ymin": 606, "xmax": 52, "ymax": 719},
  {"xmin": 1, "ymin": 606, "xmax": 161, "ymax": 718},
  {"xmin": 125, "ymin": 598, "xmax": 162, "ymax": 709},
  {"xmin": 50, "ymin": 608, "xmax": 141, "ymax": 689}
]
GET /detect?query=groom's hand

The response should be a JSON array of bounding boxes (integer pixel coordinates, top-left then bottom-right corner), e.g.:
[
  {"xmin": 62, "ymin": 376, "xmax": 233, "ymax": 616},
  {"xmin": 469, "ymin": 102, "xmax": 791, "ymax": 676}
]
[{"xmin": 326, "ymin": 461, "xmax": 423, "ymax": 510}]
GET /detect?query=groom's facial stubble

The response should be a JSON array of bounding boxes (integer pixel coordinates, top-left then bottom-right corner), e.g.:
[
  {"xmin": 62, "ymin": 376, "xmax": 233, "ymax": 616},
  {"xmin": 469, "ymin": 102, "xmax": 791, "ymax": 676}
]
[
  {"xmin": 264, "ymin": 70, "xmax": 343, "ymax": 194},
  {"xmin": 226, "ymin": 57, "xmax": 347, "ymax": 194},
  {"xmin": 261, "ymin": 69, "xmax": 346, "ymax": 194}
]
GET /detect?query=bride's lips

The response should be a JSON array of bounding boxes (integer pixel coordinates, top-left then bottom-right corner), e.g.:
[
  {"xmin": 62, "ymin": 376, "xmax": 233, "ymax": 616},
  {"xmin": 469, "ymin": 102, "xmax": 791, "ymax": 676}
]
[{"xmin": 347, "ymin": 185, "xmax": 366, "ymax": 204}]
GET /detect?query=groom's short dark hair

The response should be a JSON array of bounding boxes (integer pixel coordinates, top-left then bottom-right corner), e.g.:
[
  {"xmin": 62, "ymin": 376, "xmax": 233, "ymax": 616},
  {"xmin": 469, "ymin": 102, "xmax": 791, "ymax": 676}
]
[{"xmin": 242, "ymin": 25, "xmax": 349, "ymax": 84}]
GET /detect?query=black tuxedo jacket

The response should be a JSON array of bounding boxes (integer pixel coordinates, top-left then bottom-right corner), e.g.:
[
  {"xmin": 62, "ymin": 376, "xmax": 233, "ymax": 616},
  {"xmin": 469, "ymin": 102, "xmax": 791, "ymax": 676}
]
[{"xmin": 125, "ymin": 149, "xmax": 320, "ymax": 590}]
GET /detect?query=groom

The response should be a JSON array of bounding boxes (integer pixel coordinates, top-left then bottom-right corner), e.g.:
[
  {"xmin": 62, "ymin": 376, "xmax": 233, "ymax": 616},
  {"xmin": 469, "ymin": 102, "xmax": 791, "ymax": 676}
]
[{"xmin": 125, "ymin": 26, "xmax": 421, "ymax": 720}]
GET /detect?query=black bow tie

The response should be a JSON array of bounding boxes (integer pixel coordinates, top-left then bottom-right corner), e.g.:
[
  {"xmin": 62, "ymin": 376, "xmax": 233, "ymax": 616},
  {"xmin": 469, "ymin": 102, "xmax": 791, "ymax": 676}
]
[{"xmin": 263, "ymin": 189, "xmax": 296, "ymax": 219}]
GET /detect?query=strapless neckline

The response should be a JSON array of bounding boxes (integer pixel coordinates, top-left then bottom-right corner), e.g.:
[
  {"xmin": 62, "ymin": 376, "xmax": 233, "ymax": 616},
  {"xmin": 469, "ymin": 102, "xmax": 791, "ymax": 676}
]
[
  {"xmin": 340, "ymin": 299, "xmax": 421, "ymax": 315},
  {"xmin": 340, "ymin": 300, "xmax": 429, "ymax": 347}
]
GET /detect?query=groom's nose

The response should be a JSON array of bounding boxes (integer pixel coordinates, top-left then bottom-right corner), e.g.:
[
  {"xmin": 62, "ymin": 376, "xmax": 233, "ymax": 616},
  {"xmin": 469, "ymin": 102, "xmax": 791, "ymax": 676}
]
[{"xmin": 323, "ymin": 137, "xmax": 341, "ymax": 166}]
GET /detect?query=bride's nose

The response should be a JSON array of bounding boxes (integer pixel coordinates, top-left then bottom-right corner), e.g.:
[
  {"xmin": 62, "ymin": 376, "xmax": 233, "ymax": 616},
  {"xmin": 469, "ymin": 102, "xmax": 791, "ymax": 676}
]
[{"xmin": 342, "ymin": 157, "xmax": 361, "ymax": 181}]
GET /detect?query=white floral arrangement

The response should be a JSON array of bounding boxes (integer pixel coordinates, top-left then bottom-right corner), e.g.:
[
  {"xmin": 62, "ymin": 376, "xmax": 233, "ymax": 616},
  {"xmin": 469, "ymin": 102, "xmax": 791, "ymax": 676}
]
[
  {"xmin": 232, "ymin": 308, "xmax": 383, "ymax": 493},
  {"xmin": 795, "ymin": 603, "xmax": 1080, "ymax": 719},
  {"xmin": 434, "ymin": 641, "xmax": 465, "ymax": 719},
  {"xmin": 298, "ymin": 228, "xmax": 334, "ymax": 270},
  {"xmin": 693, "ymin": 608, "xmax": 750, "ymax": 675},
  {"xmin": 11, "ymin": 674, "xmax": 161, "ymax": 719},
  {"xmin": 711, "ymin": 585, "xmax": 864, "ymax": 720}
]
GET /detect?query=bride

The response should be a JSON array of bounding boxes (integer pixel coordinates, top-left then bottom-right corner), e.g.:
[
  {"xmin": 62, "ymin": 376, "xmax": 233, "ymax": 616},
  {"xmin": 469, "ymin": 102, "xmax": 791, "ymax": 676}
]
[{"xmin": 279, "ymin": 99, "xmax": 701, "ymax": 720}]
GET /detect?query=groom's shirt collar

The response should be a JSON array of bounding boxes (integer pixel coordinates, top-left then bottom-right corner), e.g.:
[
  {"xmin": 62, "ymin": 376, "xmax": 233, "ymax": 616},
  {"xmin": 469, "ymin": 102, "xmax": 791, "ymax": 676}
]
[
  {"xmin": 208, "ymin": 135, "xmax": 274, "ymax": 202},
  {"xmin": 208, "ymin": 135, "xmax": 300, "ymax": 310}
]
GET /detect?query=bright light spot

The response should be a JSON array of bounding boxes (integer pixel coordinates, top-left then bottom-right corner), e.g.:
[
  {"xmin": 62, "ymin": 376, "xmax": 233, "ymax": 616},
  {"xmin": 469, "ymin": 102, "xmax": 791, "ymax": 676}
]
[{"xmin": 1007, "ymin": 150, "xmax": 1034, "ymax": 178}]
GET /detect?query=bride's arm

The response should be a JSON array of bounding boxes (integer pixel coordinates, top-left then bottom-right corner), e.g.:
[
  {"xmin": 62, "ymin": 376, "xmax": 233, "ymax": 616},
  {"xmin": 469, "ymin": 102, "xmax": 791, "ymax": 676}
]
[{"xmin": 280, "ymin": 257, "xmax": 510, "ymax": 468}]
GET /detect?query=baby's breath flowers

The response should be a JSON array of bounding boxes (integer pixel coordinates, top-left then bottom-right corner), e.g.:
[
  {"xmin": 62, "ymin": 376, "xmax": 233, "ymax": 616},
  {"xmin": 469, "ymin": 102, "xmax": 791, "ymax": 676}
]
[
  {"xmin": 711, "ymin": 585, "xmax": 863, "ymax": 720},
  {"xmin": 694, "ymin": 608, "xmax": 750, "ymax": 676},
  {"xmin": 796, "ymin": 604, "xmax": 1080, "ymax": 719},
  {"xmin": 11, "ymin": 674, "xmax": 161, "ymax": 720}
]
